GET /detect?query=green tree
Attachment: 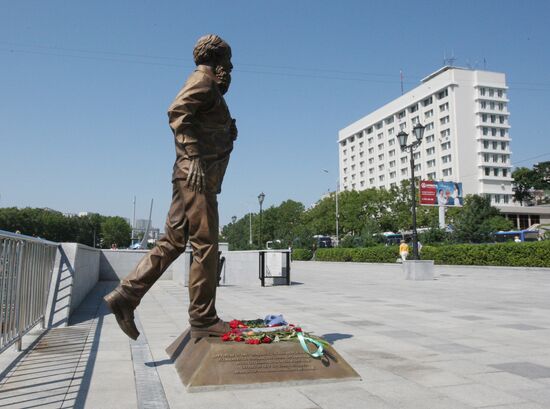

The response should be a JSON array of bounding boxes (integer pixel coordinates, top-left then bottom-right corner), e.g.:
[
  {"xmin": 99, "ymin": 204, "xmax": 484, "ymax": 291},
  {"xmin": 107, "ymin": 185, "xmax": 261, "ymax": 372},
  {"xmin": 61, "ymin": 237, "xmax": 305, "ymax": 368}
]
[
  {"xmin": 452, "ymin": 195, "xmax": 510, "ymax": 243},
  {"xmin": 512, "ymin": 167, "xmax": 537, "ymax": 205},
  {"xmin": 100, "ymin": 217, "xmax": 132, "ymax": 248}
]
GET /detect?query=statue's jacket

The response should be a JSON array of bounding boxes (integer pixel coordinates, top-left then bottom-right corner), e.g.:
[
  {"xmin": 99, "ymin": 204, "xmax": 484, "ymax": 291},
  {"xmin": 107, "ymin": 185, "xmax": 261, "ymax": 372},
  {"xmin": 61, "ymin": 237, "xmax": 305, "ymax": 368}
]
[{"xmin": 168, "ymin": 65, "xmax": 234, "ymax": 194}]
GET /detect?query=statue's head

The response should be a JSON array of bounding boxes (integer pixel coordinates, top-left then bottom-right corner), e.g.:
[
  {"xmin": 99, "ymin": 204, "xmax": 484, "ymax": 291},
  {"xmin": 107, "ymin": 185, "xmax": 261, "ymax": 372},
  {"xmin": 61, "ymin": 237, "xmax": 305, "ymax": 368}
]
[{"xmin": 193, "ymin": 34, "xmax": 232, "ymax": 94}]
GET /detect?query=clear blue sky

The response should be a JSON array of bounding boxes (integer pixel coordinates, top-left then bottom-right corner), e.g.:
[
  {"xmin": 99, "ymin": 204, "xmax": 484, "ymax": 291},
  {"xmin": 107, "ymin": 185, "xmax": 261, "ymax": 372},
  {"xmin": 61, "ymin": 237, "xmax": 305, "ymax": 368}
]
[{"xmin": 2, "ymin": 1, "xmax": 550, "ymax": 229}]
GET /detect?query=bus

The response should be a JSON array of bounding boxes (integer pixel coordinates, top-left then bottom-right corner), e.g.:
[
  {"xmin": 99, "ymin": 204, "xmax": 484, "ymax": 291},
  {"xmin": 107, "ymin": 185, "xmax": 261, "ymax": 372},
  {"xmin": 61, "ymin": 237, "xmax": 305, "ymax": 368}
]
[{"xmin": 494, "ymin": 230, "xmax": 539, "ymax": 243}]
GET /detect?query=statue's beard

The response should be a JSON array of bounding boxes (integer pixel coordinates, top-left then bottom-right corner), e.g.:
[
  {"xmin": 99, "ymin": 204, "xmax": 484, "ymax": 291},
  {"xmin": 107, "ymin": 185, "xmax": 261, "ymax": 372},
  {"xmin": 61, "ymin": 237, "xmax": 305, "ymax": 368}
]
[{"xmin": 215, "ymin": 65, "xmax": 231, "ymax": 95}]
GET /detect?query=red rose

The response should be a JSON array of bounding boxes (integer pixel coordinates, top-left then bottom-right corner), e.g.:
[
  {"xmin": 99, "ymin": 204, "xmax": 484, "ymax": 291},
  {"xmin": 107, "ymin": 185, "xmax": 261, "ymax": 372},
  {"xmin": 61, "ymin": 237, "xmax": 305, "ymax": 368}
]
[
  {"xmin": 262, "ymin": 336, "xmax": 272, "ymax": 344},
  {"xmin": 294, "ymin": 327, "xmax": 302, "ymax": 333},
  {"xmin": 235, "ymin": 336, "xmax": 243, "ymax": 342},
  {"xmin": 246, "ymin": 338, "xmax": 260, "ymax": 344},
  {"xmin": 229, "ymin": 320, "xmax": 241, "ymax": 329},
  {"xmin": 221, "ymin": 333, "xmax": 231, "ymax": 342}
]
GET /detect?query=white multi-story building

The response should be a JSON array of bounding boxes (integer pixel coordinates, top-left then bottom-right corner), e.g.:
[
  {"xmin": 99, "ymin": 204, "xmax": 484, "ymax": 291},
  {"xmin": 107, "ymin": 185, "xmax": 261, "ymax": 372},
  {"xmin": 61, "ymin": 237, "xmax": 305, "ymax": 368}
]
[{"xmin": 338, "ymin": 66, "xmax": 514, "ymax": 206}]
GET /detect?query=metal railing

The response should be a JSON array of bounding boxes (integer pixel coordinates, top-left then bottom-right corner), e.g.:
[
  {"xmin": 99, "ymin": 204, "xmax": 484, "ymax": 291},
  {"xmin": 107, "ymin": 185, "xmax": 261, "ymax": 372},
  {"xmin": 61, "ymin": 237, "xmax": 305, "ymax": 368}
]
[{"xmin": 0, "ymin": 230, "xmax": 58, "ymax": 353}]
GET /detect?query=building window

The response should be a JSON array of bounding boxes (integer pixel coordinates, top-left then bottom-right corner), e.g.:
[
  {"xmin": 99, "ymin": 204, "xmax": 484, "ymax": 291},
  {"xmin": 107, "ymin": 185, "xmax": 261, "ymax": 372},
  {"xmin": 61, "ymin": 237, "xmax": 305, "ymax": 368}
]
[
  {"xmin": 413, "ymin": 152, "xmax": 420, "ymax": 160},
  {"xmin": 375, "ymin": 122, "xmax": 383, "ymax": 130},
  {"xmin": 425, "ymin": 134, "xmax": 435, "ymax": 143},
  {"xmin": 390, "ymin": 171, "xmax": 396, "ymax": 179},
  {"xmin": 427, "ymin": 172, "xmax": 436, "ymax": 179},
  {"xmin": 442, "ymin": 167, "xmax": 452, "ymax": 176},
  {"xmin": 401, "ymin": 168, "xmax": 408, "ymax": 175},
  {"xmin": 494, "ymin": 194, "xmax": 501, "ymax": 204},
  {"xmin": 388, "ymin": 127, "xmax": 394, "ymax": 135},
  {"xmin": 412, "ymin": 116, "xmax": 419, "ymax": 125},
  {"xmin": 368, "ymin": 137, "xmax": 373, "ymax": 145},
  {"xmin": 491, "ymin": 128, "xmax": 497, "ymax": 136},
  {"xmin": 425, "ymin": 122, "xmax": 434, "ymax": 131},
  {"xmin": 499, "ymin": 115, "xmax": 505, "ymax": 124},
  {"xmin": 489, "ymin": 89, "xmax": 494, "ymax": 97},
  {"xmin": 378, "ymin": 154, "xmax": 384, "ymax": 161},
  {"xmin": 500, "ymin": 129, "xmax": 506, "ymax": 137},
  {"xmin": 422, "ymin": 96, "xmax": 433, "ymax": 106},
  {"xmin": 440, "ymin": 129, "xmax": 451, "ymax": 138},
  {"xmin": 389, "ymin": 149, "xmax": 395, "ymax": 157},
  {"xmin": 485, "ymin": 167, "xmax": 490, "ymax": 176},
  {"xmin": 482, "ymin": 114, "xmax": 488, "ymax": 122},
  {"xmin": 480, "ymin": 87, "xmax": 486, "ymax": 96},
  {"xmin": 368, "ymin": 148, "xmax": 374, "ymax": 154},
  {"xmin": 369, "ymin": 167, "xmax": 374, "ymax": 174},
  {"xmin": 409, "ymin": 104, "xmax": 418, "ymax": 113},
  {"xmin": 425, "ymin": 109, "xmax": 433, "ymax": 118},
  {"xmin": 501, "ymin": 141, "xmax": 507, "ymax": 150},
  {"xmin": 483, "ymin": 141, "xmax": 489, "ymax": 149},
  {"xmin": 399, "ymin": 122, "xmax": 406, "ymax": 131},
  {"xmin": 502, "ymin": 169, "xmax": 508, "ymax": 177},
  {"xmin": 442, "ymin": 154, "xmax": 451, "ymax": 163},
  {"xmin": 389, "ymin": 160, "xmax": 396, "ymax": 167},
  {"xmin": 503, "ymin": 195, "xmax": 509, "ymax": 204},
  {"xmin": 401, "ymin": 157, "xmax": 407, "ymax": 164},
  {"xmin": 441, "ymin": 141, "xmax": 451, "ymax": 150},
  {"xmin": 414, "ymin": 163, "xmax": 421, "ymax": 172},
  {"xmin": 379, "ymin": 175, "xmax": 385, "ymax": 181},
  {"xmin": 378, "ymin": 143, "xmax": 384, "ymax": 150},
  {"xmin": 490, "ymin": 114, "xmax": 496, "ymax": 123},
  {"xmin": 385, "ymin": 116, "xmax": 394, "ymax": 124},
  {"xmin": 388, "ymin": 139, "xmax": 395, "ymax": 146},
  {"xmin": 360, "ymin": 161, "xmax": 364, "ymax": 168},
  {"xmin": 378, "ymin": 164, "xmax": 384, "ymax": 171},
  {"xmin": 367, "ymin": 127, "xmax": 373, "ymax": 134},
  {"xmin": 440, "ymin": 116, "xmax": 450, "ymax": 125},
  {"xmin": 498, "ymin": 89, "xmax": 504, "ymax": 98},
  {"xmin": 426, "ymin": 147, "xmax": 435, "ymax": 155},
  {"xmin": 439, "ymin": 102, "xmax": 449, "ymax": 112},
  {"xmin": 483, "ymin": 127, "xmax": 488, "ymax": 135},
  {"xmin": 481, "ymin": 101, "xmax": 487, "ymax": 109},
  {"xmin": 427, "ymin": 159, "xmax": 436, "ymax": 167},
  {"xmin": 493, "ymin": 168, "xmax": 499, "ymax": 176},
  {"xmin": 397, "ymin": 111, "xmax": 405, "ymax": 119},
  {"xmin": 369, "ymin": 178, "xmax": 374, "ymax": 184},
  {"xmin": 437, "ymin": 88, "xmax": 448, "ymax": 99},
  {"xmin": 377, "ymin": 133, "xmax": 384, "ymax": 140},
  {"xmin": 483, "ymin": 153, "xmax": 489, "ymax": 162}
]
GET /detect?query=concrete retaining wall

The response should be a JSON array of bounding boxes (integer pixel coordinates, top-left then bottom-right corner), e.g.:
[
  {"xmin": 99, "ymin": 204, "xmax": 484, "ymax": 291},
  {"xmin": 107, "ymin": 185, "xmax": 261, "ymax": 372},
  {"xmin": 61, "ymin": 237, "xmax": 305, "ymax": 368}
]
[{"xmin": 48, "ymin": 243, "xmax": 101, "ymax": 327}]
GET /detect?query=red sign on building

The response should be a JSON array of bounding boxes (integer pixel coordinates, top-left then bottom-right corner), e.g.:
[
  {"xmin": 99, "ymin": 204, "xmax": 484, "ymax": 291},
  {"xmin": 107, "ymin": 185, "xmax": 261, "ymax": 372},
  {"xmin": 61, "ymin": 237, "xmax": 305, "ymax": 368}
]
[{"xmin": 419, "ymin": 180, "xmax": 437, "ymax": 206}]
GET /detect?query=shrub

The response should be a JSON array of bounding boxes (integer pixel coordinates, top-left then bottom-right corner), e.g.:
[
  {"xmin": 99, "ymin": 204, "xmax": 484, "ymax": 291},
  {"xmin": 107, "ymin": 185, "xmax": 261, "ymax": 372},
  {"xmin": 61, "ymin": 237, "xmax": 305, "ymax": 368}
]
[
  {"xmin": 316, "ymin": 246, "xmax": 399, "ymax": 263},
  {"xmin": 292, "ymin": 248, "xmax": 313, "ymax": 261},
  {"xmin": 309, "ymin": 241, "xmax": 550, "ymax": 267}
]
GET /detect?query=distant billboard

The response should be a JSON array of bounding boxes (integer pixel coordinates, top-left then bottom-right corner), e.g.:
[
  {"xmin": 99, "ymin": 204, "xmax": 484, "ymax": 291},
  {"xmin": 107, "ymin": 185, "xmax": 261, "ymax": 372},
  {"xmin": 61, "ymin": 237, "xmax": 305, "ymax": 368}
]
[{"xmin": 419, "ymin": 180, "xmax": 463, "ymax": 206}]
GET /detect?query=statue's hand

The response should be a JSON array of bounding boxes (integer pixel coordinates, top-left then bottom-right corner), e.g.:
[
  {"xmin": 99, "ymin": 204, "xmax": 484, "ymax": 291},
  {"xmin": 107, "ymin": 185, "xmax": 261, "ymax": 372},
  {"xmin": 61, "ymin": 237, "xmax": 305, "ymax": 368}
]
[
  {"xmin": 230, "ymin": 118, "xmax": 238, "ymax": 141},
  {"xmin": 186, "ymin": 157, "xmax": 206, "ymax": 193}
]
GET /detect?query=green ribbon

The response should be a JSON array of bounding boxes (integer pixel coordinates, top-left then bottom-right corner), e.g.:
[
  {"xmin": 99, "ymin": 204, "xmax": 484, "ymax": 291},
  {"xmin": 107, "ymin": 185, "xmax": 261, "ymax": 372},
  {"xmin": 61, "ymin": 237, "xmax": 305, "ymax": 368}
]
[{"xmin": 297, "ymin": 332, "xmax": 324, "ymax": 358}]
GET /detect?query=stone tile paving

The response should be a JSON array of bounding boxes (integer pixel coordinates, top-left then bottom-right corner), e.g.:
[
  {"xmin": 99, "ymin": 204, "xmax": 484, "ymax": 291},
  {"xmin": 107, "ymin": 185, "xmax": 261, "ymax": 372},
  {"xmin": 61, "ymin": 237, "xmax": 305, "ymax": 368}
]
[{"xmin": 1, "ymin": 261, "xmax": 550, "ymax": 408}]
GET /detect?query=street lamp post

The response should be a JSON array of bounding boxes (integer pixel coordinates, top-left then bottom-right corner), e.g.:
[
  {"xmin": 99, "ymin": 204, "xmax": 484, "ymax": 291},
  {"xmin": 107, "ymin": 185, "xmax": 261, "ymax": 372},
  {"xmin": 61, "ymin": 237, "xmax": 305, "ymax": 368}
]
[
  {"xmin": 258, "ymin": 192, "xmax": 265, "ymax": 249},
  {"xmin": 397, "ymin": 122, "xmax": 425, "ymax": 260}
]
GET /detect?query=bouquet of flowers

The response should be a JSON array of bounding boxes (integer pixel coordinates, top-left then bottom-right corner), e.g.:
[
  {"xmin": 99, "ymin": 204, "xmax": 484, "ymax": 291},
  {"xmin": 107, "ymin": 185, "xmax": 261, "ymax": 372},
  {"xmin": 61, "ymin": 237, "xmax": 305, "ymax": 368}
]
[{"xmin": 220, "ymin": 316, "xmax": 329, "ymax": 358}]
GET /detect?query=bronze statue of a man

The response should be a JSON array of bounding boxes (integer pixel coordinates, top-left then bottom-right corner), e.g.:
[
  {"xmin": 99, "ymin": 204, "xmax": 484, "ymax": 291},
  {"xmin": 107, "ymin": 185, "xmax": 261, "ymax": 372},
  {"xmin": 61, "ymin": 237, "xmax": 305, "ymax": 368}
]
[{"xmin": 104, "ymin": 34, "xmax": 237, "ymax": 340}]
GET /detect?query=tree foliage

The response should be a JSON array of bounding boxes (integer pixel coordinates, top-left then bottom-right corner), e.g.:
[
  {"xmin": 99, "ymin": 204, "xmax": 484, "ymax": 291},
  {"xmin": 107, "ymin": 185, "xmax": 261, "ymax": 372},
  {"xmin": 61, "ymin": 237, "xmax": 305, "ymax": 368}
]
[{"xmin": 0, "ymin": 207, "xmax": 131, "ymax": 248}]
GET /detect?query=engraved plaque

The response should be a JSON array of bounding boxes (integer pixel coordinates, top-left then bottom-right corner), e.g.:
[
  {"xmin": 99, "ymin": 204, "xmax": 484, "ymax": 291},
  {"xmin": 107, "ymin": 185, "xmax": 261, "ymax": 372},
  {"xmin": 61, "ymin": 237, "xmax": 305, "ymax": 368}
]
[{"xmin": 166, "ymin": 329, "xmax": 361, "ymax": 391}]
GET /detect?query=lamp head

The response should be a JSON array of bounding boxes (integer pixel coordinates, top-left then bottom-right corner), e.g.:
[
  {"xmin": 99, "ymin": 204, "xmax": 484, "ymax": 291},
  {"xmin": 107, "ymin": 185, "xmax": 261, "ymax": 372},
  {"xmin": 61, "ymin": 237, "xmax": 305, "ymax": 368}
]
[
  {"xmin": 412, "ymin": 122, "xmax": 425, "ymax": 142},
  {"xmin": 397, "ymin": 131, "xmax": 408, "ymax": 149},
  {"xmin": 258, "ymin": 192, "xmax": 265, "ymax": 205}
]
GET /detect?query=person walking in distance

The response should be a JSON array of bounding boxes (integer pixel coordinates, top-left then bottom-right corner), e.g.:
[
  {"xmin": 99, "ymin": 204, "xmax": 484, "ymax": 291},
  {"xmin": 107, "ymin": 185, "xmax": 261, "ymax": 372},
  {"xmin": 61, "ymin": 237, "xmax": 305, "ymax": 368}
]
[
  {"xmin": 104, "ymin": 34, "xmax": 238, "ymax": 340},
  {"xmin": 399, "ymin": 240, "xmax": 409, "ymax": 261}
]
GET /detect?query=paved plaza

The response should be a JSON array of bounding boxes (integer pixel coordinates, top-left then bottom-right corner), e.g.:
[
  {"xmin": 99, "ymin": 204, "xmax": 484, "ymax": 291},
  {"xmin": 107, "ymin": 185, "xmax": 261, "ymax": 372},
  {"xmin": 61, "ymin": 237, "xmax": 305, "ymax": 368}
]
[{"xmin": 1, "ymin": 261, "xmax": 550, "ymax": 408}]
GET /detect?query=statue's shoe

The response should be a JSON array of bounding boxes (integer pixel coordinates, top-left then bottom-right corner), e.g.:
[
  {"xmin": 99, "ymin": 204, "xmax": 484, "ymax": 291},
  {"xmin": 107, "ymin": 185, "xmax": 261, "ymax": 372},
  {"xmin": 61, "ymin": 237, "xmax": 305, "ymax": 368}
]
[
  {"xmin": 190, "ymin": 319, "xmax": 231, "ymax": 339},
  {"xmin": 104, "ymin": 289, "xmax": 140, "ymax": 340}
]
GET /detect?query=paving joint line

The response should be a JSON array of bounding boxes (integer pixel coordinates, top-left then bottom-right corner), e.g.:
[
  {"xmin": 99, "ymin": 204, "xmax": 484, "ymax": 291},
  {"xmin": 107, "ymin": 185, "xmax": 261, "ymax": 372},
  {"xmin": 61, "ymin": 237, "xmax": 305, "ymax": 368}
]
[{"xmin": 131, "ymin": 313, "xmax": 170, "ymax": 409}]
